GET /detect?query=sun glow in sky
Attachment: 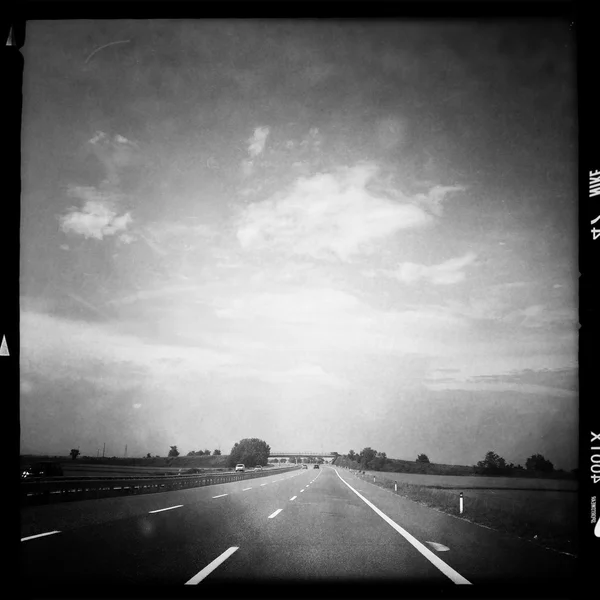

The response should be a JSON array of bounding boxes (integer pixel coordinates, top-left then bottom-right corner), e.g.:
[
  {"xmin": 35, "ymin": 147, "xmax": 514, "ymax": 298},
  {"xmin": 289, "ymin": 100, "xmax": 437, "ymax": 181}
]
[{"xmin": 20, "ymin": 20, "xmax": 577, "ymax": 468}]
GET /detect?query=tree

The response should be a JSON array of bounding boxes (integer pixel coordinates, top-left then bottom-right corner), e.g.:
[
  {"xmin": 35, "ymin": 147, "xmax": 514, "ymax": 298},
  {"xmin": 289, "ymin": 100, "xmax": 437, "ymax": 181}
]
[
  {"xmin": 359, "ymin": 447, "xmax": 377, "ymax": 468},
  {"xmin": 213, "ymin": 449, "xmax": 222, "ymax": 455},
  {"xmin": 70, "ymin": 448, "xmax": 80, "ymax": 460},
  {"xmin": 203, "ymin": 449, "xmax": 211, "ymax": 455},
  {"xmin": 227, "ymin": 438, "xmax": 271, "ymax": 468},
  {"xmin": 146, "ymin": 453, "xmax": 151, "ymax": 458},
  {"xmin": 416, "ymin": 454, "xmax": 430, "ymax": 463},
  {"xmin": 525, "ymin": 453, "xmax": 554, "ymax": 473},
  {"xmin": 476, "ymin": 451, "xmax": 506, "ymax": 474},
  {"xmin": 168, "ymin": 445, "xmax": 180, "ymax": 457},
  {"xmin": 369, "ymin": 451, "xmax": 387, "ymax": 471},
  {"xmin": 348, "ymin": 450, "xmax": 356, "ymax": 461}
]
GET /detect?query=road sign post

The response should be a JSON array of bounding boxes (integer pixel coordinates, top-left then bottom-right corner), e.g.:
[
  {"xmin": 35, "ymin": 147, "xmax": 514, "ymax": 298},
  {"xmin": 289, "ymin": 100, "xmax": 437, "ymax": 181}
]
[{"xmin": 459, "ymin": 492, "xmax": 464, "ymax": 514}]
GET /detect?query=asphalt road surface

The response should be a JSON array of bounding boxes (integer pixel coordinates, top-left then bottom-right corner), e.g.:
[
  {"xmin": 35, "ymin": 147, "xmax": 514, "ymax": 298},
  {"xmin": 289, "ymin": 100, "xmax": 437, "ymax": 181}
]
[{"xmin": 20, "ymin": 466, "xmax": 575, "ymax": 592}]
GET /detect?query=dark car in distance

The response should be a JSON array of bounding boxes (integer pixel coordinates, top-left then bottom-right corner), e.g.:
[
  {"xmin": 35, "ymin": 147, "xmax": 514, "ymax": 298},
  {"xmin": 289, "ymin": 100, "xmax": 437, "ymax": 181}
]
[{"xmin": 313, "ymin": 464, "xmax": 319, "ymax": 469}]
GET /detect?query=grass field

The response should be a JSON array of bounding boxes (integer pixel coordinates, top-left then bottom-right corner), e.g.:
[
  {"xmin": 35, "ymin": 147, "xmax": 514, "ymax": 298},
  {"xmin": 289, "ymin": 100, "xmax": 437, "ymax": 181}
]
[
  {"xmin": 361, "ymin": 470, "xmax": 578, "ymax": 491},
  {"xmin": 350, "ymin": 469, "xmax": 578, "ymax": 556}
]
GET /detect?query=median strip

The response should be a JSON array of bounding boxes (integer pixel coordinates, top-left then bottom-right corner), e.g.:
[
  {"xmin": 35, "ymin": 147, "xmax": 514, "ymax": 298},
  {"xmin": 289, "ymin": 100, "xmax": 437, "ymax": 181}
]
[
  {"xmin": 268, "ymin": 509, "xmax": 283, "ymax": 519},
  {"xmin": 334, "ymin": 469, "xmax": 471, "ymax": 585},
  {"xmin": 21, "ymin": 531, "xmax": 60, "ymax": 542},
  {"xmin": 184, "ymin": 547, "xmax": 239, "ymax": 584},
  {"xmin": 149, "ymin": 505, "xmax": 183, "ymax": 514}
]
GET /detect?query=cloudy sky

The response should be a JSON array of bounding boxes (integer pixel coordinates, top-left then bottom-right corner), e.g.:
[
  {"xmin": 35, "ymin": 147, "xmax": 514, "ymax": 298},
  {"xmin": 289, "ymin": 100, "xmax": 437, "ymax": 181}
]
[{"xmin": 20, "ymin": 20, "xmax": 578, "ymax": 468}]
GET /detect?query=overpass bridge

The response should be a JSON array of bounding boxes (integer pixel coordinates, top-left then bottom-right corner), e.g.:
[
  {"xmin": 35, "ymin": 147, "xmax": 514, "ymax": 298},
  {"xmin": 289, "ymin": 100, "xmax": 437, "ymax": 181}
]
[{"xmin": 269, "ymin": 451, "xmax": 338, "ymax": 464}]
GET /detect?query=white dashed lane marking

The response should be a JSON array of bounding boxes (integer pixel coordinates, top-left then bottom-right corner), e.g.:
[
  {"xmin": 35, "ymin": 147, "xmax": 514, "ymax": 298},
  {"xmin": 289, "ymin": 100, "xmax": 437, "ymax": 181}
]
[
  {"xmin": 184, "ymin": 547, "xmax": 239, "ymax": 585},
  {"xmin": 268, "ymin": 509, "xmax": 283, "ymax": 519},
  {"xmin": 149, "ymin": 505, "xmax": 184, "ymax": 514}
]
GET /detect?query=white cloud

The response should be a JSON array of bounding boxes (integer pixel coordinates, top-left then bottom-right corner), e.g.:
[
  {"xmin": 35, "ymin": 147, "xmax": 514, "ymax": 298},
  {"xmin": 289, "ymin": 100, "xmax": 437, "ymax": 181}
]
[
  {"xmin": 236, "ymin": 162, "xmax": 437, "ymax": 261},
  {"xmin": 133, "ymin": 403, "xmax": 142, "ymax": 409},
  {"xmin": 413, "ymin": 185, "xmax": 466, "ymax": 217},
  {"xmin": 60, "ymin": 202, "xmax": 132, "ymax": 240},
  {"xmin": 393, "ymin": 252, "xmax": 477, "ymax": 285},
  {"xmin": 89, "ymin": 131, "xmax": 107, "ymax": 145},
  {"xmin": 248, "ymin": 126, "xmax": 270, "ymax": 158},
  {"xmin": 59, "ymin": 186, "xmax": 132, "ymax": 240}
]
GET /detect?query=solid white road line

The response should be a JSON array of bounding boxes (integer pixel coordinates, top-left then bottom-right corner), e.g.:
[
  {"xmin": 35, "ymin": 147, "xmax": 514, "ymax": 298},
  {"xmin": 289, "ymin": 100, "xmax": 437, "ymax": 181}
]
[
  {"xmin": 268, "ymin": 509, "xmax": 283, "ymax": 519},
  {"xmin": 21, "ymin": 531, "xmax": 60, "ymax": 542},
  {"xmin": 290, "ymin": 496, "xmax": 297, "ymax": 501},
  {"xmin": 334, "ymin": 469, "xmax": 471, "ymax": 585},
  {"xmin": 243, "ymin": 487, "xmax": 252, "ymax": 491},
  {"xmin": 149, "ymin": 505, "xmax": 184, "ymax": 514},
  {"xmin": 212, "ymin": 494, "xmax": 228, "ymax": 499},
  {"xmin": 184, "ymin": 547, "xmax": 239, "ymax": 585}
]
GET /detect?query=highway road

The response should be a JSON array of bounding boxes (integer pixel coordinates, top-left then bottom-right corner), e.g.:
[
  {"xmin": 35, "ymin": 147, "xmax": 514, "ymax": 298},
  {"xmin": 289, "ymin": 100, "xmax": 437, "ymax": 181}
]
[{"xmin": 20, "ymin": 466, "xmax": 575, "ymax": 592}]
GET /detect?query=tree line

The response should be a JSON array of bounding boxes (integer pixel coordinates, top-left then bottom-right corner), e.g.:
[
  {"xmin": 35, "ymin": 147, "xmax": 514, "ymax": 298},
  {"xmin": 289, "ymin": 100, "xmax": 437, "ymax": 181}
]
[{"xmin": 336, "ymin": 447, "xmax": 566, "ymax": 477}]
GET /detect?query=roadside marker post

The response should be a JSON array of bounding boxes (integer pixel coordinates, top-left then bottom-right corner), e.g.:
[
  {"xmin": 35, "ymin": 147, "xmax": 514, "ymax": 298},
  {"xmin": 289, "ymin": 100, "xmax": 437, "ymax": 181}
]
[
  {"xmin": 395, "ymin": 483, "xmax": 397, "ymax": 493},
  {"xmin": 459, "ymin": 492, "xmax": 463, "ymax": 514}
]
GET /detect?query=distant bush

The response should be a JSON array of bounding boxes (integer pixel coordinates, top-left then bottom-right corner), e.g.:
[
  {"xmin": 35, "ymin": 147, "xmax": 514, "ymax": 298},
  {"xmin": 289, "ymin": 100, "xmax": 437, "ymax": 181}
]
[
  {"xmin": 475, "ymin": 451, "xmax": 507, "ymax": 475},
  {"xmin": 416, "ymin": 454, "xmax": 430, "ymax": 463},
  {"xmin": 526, "ymin": 453, "xmax": 554, "ymax": 473}
]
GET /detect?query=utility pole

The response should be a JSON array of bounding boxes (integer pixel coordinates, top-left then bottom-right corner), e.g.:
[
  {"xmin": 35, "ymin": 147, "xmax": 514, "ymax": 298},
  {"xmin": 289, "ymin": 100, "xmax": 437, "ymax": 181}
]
[
  {"xmin": 124, "ymin": 444, "xmax": 127, "ymax": 458},
  {"xmin": 97, "ymin": 449, "xmax": 99, "ymax": 458},
  {"xmin": 102, "ymin": 443, "xmax": 105, "ymax": 458}
]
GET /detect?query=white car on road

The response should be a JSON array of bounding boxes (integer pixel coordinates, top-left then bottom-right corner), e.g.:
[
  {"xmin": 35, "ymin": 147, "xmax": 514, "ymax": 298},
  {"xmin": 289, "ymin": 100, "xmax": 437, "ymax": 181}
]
[{"xmin": 235, "ymin": 464, "xmax": 245, "ymax": 472}]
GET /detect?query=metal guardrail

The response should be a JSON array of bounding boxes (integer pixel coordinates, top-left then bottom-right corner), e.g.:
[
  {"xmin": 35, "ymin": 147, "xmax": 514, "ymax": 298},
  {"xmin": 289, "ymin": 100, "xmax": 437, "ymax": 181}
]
[{"xmin": 20, "ymin": 466, "xmax": 300, "ymax": 506}]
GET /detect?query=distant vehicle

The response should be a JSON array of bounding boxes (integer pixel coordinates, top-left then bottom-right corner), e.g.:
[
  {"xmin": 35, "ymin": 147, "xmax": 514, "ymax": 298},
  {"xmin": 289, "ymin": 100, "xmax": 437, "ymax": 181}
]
[
  {"xmin": 301, "ymin": 464, "xmax": 308, "ymax": 469},
  {"xmin": 235, "ymin": 464, "xmax": 245, "ymax": 472},
  {"xmin": 313, "ymin": 464, "xmax": 319, "ymax": 469},
  {"xmin": 21, "ymin": 461, "xmax": 64, "ymax": 479},
  {"xmin": 254, "ymin": 465, "xmax": 262, "ymax": 471}
]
